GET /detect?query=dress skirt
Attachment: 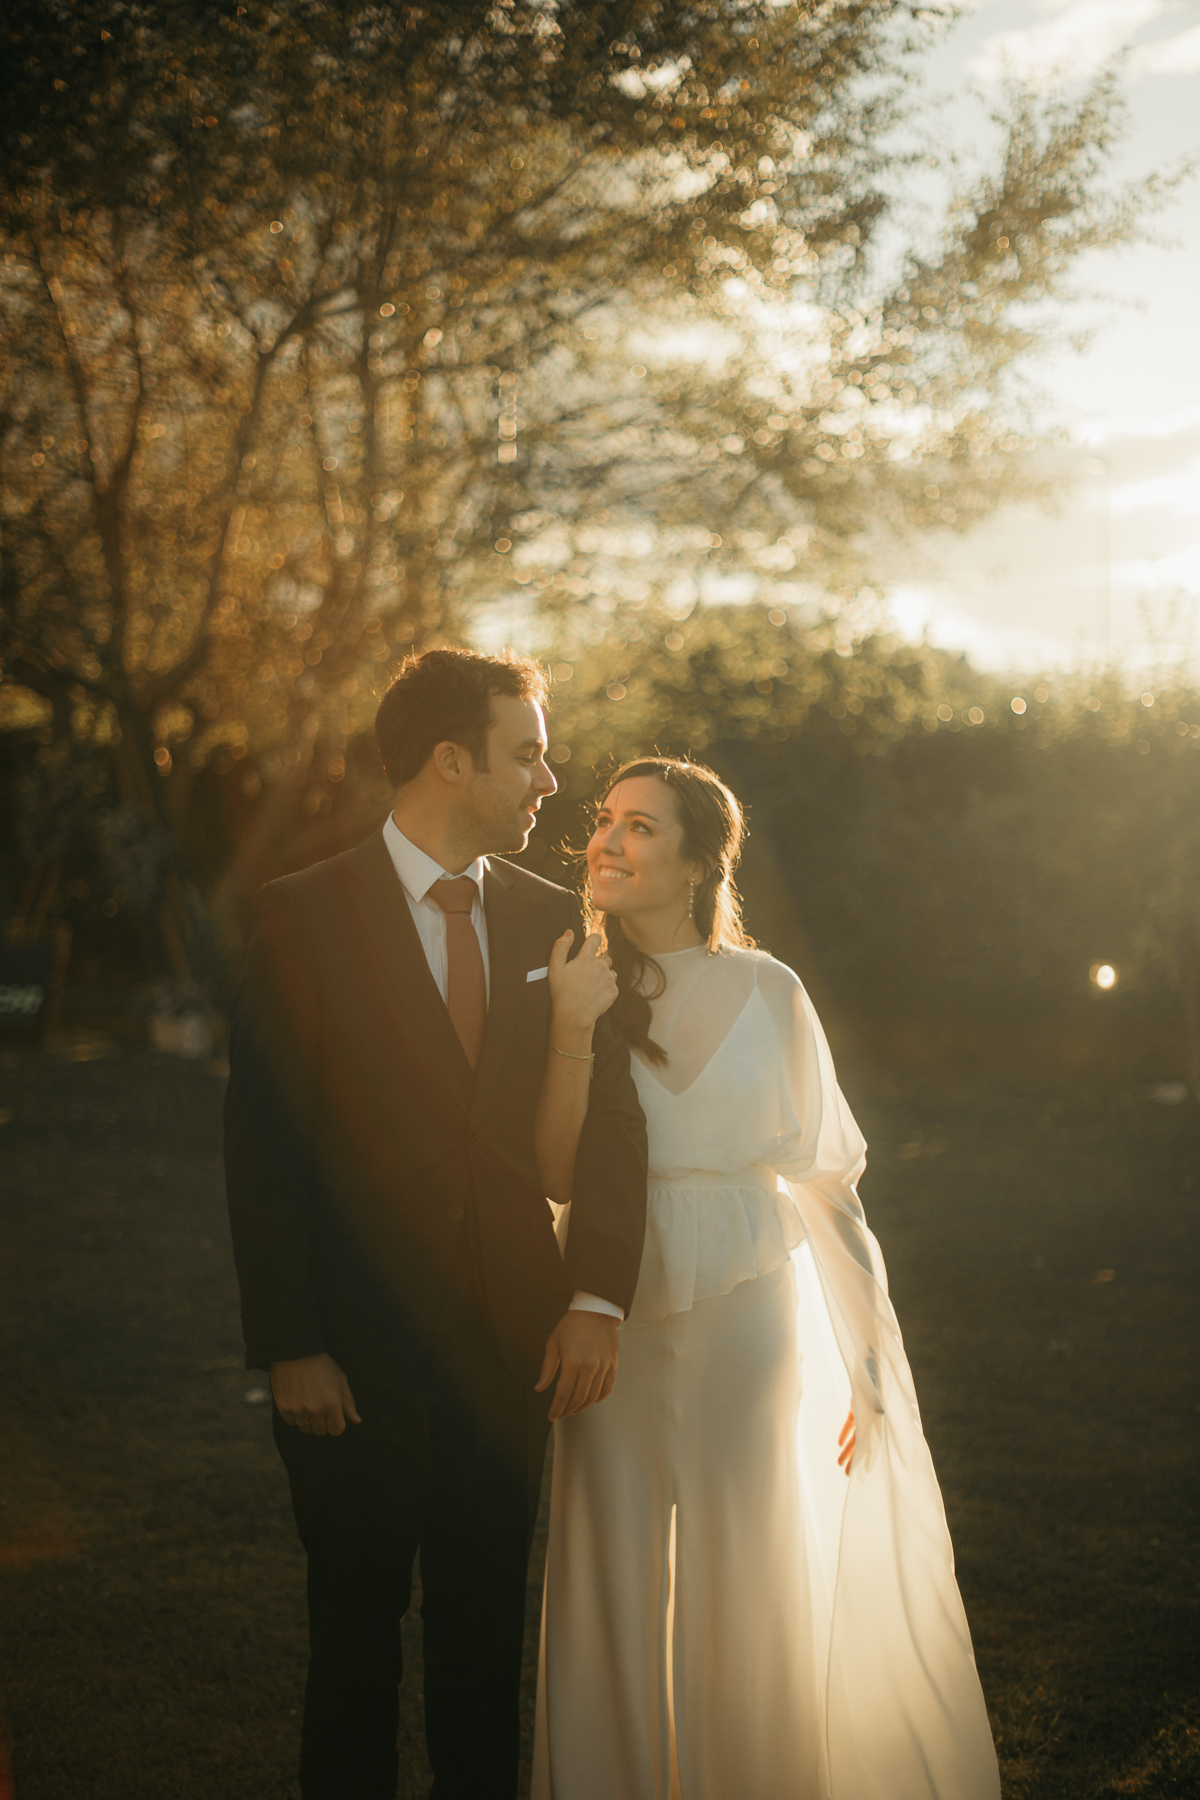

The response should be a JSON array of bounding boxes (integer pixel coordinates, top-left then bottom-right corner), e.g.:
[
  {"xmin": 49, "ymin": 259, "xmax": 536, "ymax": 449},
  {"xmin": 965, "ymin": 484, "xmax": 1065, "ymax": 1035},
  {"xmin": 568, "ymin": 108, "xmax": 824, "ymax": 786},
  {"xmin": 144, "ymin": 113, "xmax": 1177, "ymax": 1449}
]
[{"xmin": 533, "ymin": 1262, "xmax": 821, "ymax": 1800}]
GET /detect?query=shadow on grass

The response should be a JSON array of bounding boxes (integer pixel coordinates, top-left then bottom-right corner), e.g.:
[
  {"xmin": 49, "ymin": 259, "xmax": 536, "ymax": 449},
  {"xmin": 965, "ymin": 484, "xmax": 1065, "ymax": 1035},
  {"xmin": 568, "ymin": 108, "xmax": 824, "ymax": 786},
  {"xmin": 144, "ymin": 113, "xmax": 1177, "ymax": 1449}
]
[{"xmin": 0, "ymin": 1045, "xmax": 1195, "ymax": 1797}]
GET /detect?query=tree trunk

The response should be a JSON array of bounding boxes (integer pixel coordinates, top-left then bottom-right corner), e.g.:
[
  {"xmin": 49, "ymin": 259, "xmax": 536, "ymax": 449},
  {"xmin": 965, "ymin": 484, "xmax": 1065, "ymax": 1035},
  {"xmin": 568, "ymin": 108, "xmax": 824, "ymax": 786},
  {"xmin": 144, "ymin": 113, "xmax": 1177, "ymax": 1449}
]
[{"xmin": 110, "ymin": 701, "xmax": 200, "ymax": 980}]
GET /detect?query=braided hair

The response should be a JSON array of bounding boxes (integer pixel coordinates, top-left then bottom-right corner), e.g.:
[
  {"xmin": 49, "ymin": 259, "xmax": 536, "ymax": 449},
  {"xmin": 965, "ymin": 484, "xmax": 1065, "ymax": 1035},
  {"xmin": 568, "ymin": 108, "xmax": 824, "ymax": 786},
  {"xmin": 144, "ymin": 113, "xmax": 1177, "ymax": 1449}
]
[{"xmin": 588, "ymin": 757, "xmax": 752, "ymax": 1066}]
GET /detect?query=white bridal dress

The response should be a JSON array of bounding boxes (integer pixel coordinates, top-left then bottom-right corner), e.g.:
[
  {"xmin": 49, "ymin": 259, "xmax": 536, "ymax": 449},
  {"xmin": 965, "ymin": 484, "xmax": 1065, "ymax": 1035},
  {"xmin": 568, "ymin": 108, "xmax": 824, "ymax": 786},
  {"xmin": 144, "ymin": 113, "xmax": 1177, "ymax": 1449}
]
[{"xmin": 532, "ymin": 945, "xmax": 1000, "ymax": 1800}]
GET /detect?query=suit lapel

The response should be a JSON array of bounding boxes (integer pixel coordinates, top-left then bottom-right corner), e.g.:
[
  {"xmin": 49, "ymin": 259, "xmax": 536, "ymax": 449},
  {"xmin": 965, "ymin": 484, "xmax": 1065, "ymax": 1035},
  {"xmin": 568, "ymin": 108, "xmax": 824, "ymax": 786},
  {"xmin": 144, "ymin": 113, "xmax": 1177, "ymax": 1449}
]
[
  {"xmin": 471, "ymin": 859, "xmax": 529, "ymax": 1120},
  {"xmin": 346, "ymin": 829, "xmax": 474, "ymax": 1111}
]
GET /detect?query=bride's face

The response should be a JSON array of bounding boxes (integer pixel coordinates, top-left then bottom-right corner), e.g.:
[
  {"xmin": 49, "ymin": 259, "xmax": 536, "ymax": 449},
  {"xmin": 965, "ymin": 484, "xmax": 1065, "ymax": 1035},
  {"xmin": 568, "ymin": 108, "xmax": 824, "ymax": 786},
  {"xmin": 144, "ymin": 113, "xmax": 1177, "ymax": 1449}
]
[{"xmin": 587, "ymin": 777, "xmax": 698, "ymax": 922}]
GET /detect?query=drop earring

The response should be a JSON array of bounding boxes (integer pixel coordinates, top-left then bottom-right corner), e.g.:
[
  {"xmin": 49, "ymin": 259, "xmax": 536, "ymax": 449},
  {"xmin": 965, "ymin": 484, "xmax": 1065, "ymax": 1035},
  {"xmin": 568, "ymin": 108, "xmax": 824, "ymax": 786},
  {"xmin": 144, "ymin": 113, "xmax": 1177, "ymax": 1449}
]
[{"xmin": 686, "ymin": 878, "xmax": 697, "ymax": 917}]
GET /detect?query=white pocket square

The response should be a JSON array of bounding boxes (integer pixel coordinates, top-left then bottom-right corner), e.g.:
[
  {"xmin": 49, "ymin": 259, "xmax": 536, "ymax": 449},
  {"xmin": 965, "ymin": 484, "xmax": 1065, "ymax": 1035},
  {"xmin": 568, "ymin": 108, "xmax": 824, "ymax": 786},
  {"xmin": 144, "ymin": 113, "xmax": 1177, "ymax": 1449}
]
[{"xmin": 526, "ymin": 966, "xmax": 549, "ymax": 983}]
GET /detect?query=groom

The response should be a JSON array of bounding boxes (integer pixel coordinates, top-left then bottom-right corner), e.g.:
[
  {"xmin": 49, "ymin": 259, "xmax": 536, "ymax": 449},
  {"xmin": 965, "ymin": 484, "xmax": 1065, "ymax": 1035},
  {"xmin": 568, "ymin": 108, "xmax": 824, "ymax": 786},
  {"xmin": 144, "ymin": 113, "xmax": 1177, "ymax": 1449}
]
[{"xmin": 224, "ymin": 648, "xmax": 648, "ymax": 1799}]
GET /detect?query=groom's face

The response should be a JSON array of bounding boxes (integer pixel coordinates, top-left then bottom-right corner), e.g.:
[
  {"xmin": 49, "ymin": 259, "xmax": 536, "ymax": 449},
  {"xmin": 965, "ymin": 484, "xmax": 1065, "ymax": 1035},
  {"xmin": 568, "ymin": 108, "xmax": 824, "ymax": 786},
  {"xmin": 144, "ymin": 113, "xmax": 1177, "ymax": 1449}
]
[{"xmin": 459, "ymin": 695, "xmax": 557, "ymax": 854}]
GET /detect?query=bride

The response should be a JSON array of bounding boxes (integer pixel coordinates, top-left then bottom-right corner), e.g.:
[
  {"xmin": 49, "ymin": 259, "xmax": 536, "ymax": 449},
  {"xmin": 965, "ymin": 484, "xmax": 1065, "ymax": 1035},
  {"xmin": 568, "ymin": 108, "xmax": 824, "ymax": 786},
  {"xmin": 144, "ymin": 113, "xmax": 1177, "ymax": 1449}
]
[{"xmin": 530, "ymin": 756, "xmax": 1000, "ymax": 1800}]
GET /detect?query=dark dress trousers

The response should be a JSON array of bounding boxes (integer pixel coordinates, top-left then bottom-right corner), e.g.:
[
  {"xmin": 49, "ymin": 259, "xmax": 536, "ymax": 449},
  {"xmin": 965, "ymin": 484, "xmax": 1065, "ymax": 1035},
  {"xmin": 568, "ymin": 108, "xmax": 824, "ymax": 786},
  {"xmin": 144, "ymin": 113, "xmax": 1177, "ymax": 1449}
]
[{"xmin": 224, "ymin": 828, "xmax": 648, "ymax": 1800}]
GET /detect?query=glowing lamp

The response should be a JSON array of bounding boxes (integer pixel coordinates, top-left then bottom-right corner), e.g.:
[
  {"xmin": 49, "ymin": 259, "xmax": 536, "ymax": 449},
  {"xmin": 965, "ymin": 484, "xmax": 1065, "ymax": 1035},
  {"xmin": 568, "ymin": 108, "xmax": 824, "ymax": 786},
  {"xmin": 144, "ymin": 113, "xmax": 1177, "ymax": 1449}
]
[{"xmin": 1089, "ymin": 963, "xmax": 1118, "ymax": 991}]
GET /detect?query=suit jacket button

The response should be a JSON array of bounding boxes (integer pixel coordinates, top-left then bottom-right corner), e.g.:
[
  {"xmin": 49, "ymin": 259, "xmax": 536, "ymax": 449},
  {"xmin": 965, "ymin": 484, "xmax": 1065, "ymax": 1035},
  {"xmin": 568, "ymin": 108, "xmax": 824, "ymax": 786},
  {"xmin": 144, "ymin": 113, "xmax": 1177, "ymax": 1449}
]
[{"xmin": 447, "ymin": 1205, "xmax": 465, "ymax": 1222}]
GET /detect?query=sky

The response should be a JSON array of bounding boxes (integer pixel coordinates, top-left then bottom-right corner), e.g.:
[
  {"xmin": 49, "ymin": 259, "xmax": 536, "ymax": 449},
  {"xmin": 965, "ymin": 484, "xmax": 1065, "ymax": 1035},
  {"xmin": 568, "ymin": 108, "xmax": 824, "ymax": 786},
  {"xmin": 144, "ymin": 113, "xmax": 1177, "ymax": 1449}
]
[{"xmin": 884, "ymin": 0, "xmax": 1200, "ymax": 674}]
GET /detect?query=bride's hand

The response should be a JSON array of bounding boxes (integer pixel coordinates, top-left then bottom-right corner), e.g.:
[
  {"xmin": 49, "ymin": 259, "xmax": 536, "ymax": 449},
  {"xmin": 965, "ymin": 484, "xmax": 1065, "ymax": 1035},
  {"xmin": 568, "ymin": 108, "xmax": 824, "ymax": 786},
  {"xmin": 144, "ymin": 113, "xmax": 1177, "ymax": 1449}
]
[
  {"xmin": 548, "ymin": 928, "xmax": 619, "ymax": 1032},
  {"xmin": 837, "ymin": 1407, "xmax": 855, "ymax": 1476}
]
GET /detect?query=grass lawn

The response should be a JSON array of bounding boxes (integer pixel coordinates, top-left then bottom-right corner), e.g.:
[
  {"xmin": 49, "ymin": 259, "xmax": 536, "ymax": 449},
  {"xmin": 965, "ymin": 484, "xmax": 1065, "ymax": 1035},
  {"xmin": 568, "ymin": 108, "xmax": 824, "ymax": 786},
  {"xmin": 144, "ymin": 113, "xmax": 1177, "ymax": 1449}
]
[{"xmin": 0, "ymin": 1042, "xmax": 1195, "ymax": 1798}]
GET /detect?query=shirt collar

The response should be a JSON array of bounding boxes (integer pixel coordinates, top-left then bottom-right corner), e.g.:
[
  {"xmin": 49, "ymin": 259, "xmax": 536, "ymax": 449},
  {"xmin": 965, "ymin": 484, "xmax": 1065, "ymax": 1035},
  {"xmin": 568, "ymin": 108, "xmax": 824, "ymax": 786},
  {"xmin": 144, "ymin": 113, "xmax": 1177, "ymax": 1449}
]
[{"xmin": 383, "ymin": 813, "xmax": 488, "ymax": 906}]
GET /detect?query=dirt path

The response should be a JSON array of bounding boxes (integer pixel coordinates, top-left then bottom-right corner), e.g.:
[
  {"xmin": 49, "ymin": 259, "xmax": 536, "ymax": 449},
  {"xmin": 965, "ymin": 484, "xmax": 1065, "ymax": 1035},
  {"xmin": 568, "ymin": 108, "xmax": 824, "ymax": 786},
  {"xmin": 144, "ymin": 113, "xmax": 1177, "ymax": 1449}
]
[{"xmin": 0, "ymin": 1046, "xmax": 1195, "ymax": 1797}]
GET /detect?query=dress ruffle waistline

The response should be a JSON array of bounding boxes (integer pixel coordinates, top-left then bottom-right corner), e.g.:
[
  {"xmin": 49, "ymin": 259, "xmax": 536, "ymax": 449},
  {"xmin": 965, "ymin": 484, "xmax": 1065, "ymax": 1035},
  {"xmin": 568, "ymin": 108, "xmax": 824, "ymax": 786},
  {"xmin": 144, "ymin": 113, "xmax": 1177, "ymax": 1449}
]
[{"xmin": 627, "ymin": 1168, "xmax": 804, "ymax": 1324}]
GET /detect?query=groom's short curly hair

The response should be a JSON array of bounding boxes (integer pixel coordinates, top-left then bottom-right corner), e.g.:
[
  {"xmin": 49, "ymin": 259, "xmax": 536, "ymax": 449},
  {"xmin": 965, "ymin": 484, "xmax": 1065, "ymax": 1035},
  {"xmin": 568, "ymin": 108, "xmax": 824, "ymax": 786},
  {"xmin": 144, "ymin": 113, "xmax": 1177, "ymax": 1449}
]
[{"xmin": 375, "ymin": 647, "xmax": 549, "ymax": 787}]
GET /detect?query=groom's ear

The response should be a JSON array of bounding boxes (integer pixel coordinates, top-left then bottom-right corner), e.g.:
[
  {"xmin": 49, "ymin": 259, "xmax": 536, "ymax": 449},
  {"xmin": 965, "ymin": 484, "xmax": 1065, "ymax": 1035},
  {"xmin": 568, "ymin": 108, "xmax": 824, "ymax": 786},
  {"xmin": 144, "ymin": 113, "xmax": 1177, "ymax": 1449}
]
[{"xmin": 430, "ymin": 738, "xmax": 473, "ymax": 785}]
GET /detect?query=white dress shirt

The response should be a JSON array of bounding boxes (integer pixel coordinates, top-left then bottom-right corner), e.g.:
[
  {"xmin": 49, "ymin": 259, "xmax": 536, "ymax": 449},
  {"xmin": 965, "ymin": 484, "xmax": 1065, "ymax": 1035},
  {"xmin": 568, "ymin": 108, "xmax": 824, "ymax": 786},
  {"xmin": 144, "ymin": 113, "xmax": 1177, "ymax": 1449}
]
[
  {"xmin": 383, "ymin": 814, "xmax": 622, "ymax": 1322},
  {"xmin": 383, "ymin": 812, "xmax": 490, "ymax": 1002}
]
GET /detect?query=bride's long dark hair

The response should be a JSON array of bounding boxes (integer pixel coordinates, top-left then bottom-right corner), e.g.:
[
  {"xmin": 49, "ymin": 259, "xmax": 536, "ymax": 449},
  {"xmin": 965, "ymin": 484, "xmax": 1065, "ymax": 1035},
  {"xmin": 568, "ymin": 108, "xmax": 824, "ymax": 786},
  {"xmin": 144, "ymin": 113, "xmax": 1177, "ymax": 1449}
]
[{"xmin": 587, "ymin": 757, "xmax": 752, "ymax": 1066}]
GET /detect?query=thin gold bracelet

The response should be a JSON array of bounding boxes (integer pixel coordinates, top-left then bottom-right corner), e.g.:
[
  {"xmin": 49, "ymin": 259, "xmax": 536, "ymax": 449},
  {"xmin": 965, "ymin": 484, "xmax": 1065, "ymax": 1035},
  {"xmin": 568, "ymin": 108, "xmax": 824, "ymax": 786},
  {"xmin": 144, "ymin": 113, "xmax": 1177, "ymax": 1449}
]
[{"xmin": 551, "ymin": 1045, "xmax": 595, "ymax": 1064}]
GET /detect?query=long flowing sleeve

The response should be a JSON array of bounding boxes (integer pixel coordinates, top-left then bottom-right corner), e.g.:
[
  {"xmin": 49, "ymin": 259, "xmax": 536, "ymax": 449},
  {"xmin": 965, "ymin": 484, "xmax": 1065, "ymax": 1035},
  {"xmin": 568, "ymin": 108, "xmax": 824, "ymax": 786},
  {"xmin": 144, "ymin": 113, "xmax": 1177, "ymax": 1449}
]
[{"xmin": 762, "ymin": 965, "xmax": 1001, "ymax": 1800}]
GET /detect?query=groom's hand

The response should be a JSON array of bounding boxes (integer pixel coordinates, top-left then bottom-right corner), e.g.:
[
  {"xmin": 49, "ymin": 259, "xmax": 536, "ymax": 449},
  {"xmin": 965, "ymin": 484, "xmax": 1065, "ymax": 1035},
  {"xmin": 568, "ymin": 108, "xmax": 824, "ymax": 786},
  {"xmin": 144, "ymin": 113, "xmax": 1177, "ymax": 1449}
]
[
  {"xmin": 271, "ymin": 1353, "xmax": 362, "ymax": 1437},
  {"xmin": 535, "ymin": 1311, "xmax": 619, "ymax": 1421}
]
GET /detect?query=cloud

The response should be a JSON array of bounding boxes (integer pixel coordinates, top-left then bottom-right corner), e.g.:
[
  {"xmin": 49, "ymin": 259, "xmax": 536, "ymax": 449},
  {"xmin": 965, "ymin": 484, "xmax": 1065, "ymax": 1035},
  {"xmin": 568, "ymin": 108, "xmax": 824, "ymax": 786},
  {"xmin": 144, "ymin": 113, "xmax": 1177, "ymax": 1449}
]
[
  {"xmin": 1077, "ymin": 408, "xmax": 1200, "ymax": 489},
  {"xmin": 887, "ymin": 583, "xmax": 1080, "ymax": 669},
  {"xmin": 1132, "ymin": 22, "xmax": 1200, "ymax": 71},
  {"xmin": 1110, "ymin": 460, "xmax": 1200, "ymax": 517},
  {"xmin": 1113, "ymin": 544, "xmax": 1200, "ymax": 589},
  {"xmin": 1075, "ymin": 404, "xmax": 1200, "ymax": 443},
  {"xmin": 970, "ymin": 0, "xmax": 1164, "ymax": 85},
  {"xmin": 879, "ymin": 406, "xmax": 1200, "ymax": 671}
]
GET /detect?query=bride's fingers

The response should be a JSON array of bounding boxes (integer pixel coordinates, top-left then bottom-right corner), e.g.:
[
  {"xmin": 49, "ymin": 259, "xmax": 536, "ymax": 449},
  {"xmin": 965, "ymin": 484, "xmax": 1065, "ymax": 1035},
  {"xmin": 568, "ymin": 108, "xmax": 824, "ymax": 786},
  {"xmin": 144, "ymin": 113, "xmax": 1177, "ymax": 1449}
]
[
  {"xmin": 837, "ymin": 1404, "xmax": 856, "ymax": 1472},
  {"xmin": 534, "ymin": 1341, "xmax": 561, "ymax": 1394},
  {"xmin": 549, "ymin": 1369, "xmax": 583, "ymax": 1422},
  {"xmin": 548, "ymin": 929, "xmax": 575, "ymax": 971},
  {"xmin": 556, "ymin": 1356, "xmax": 613, "ymax": 1417},
  {"xmin": 563, "ymin": 1367, "xmax": 597, "ymax": 1416},
  {"xmin": 579, "ymin": 1368, "xmax": 608, "ymax": 1412},
  {"xmin": 548, "ymin": 1353, "xmax": 586, "ymax": 1419},
  {"xmin": 577, "ymin": 1356, "xmax": 618, "ymax": 1412}
]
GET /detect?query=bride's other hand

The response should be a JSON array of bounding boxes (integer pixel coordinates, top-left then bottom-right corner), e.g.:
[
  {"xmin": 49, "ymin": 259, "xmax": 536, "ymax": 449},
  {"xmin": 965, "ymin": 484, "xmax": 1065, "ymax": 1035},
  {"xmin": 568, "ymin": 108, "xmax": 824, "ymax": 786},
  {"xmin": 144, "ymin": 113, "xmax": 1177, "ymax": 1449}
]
[
  {"xmin": 838, "ymin": 1407, "xmax": 855, "ymax": 1475},
  {"xmin": 548, "ymin": 928, "xmax": 619, "ymax": 1032}
]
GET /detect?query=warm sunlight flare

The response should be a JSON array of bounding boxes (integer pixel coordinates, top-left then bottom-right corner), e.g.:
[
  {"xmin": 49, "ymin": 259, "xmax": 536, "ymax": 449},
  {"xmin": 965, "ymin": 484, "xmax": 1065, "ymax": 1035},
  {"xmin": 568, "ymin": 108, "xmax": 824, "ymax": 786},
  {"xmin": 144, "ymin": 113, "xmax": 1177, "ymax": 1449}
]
[{"xmin": 2, "ymin": 7, "xmax": 1197, "ymax": 1793}]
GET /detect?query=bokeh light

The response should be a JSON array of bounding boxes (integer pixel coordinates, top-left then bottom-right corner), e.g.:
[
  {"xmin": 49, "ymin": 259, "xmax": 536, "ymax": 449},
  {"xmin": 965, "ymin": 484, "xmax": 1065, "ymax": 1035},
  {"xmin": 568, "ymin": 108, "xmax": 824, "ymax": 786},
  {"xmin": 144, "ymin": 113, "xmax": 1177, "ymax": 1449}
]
[{"xmin": 1089, "ymin": 963, "xmax": 1118, "ymax": 991}]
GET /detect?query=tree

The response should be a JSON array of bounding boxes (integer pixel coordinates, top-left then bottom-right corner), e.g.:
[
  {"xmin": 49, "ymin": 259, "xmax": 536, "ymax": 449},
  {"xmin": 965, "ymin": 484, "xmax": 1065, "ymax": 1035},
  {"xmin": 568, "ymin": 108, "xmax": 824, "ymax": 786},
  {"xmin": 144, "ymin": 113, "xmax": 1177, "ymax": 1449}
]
[{"xmin": 0, "ymin": 1, "xmax": 1168, "ymax": 959}]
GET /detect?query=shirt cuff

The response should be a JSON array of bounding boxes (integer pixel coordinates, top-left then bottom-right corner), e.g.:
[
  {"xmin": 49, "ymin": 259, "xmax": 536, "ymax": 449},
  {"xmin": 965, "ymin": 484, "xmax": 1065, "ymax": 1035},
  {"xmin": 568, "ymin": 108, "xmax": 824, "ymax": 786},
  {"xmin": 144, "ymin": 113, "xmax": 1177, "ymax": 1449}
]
[{"xmin": 569, "ymin": 1290, "xmax": 625, "ymax": 1322}]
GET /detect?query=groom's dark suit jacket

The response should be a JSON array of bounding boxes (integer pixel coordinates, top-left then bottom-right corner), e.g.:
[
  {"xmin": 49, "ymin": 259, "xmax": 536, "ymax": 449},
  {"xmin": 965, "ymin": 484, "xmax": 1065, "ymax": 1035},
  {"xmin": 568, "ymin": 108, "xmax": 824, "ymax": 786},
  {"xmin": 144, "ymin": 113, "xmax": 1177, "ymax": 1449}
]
[{"xmin": 224, "ymin": 828, "xmax": 648, "ymax": 1388}]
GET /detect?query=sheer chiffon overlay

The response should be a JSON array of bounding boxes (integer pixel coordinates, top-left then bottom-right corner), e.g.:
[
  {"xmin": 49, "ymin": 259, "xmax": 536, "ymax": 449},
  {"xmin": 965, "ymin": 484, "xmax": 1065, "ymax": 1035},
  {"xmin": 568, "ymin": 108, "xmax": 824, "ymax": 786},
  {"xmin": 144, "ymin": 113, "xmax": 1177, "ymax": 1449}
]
[{"xmin": 534, "ymin": 946, "xmax": 999, "ymax": 1800}]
